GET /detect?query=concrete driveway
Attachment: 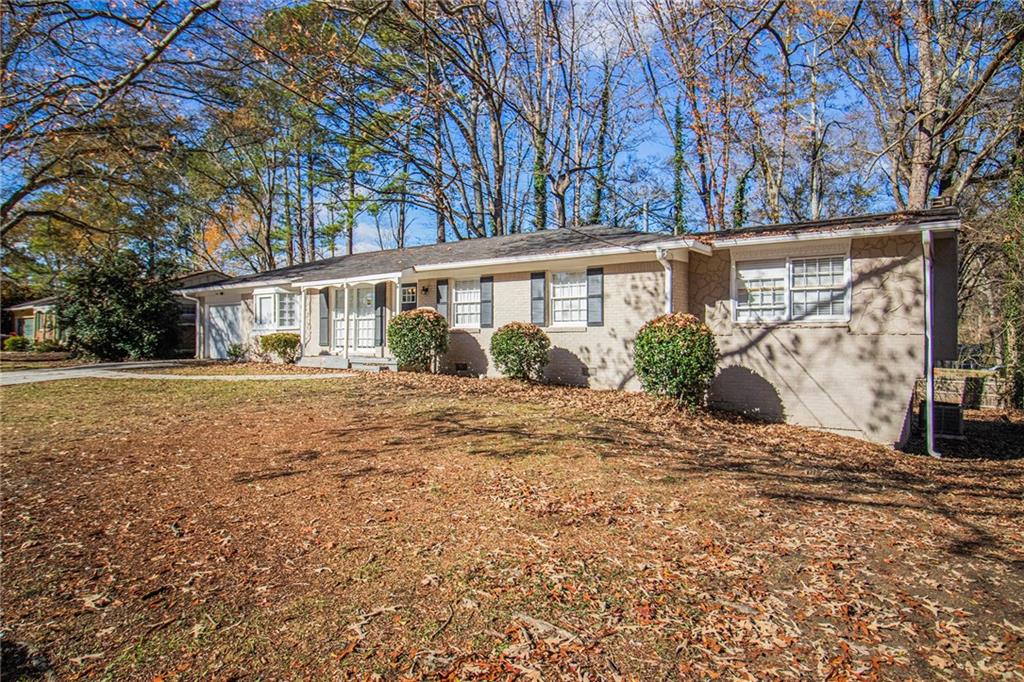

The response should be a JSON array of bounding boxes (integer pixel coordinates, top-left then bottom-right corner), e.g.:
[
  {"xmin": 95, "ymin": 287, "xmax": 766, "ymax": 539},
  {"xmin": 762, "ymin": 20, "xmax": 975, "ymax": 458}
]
[{"xmin": 0, "ymin": 361, "xmax": 351, "ymax": 386}]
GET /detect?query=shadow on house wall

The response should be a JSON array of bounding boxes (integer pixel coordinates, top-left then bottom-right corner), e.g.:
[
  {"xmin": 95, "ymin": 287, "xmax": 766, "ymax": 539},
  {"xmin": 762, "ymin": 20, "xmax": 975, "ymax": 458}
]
[
  {"xmin": 688, "ymin": 235, "xmax": 940, "ymax": 444},
  {"xmin": 445, "ymin": 330, "xmax": 488, "ymax": 376},
  {"xmin": 547, "ymin": 347, "xmax": 589, "ymax": 387},
  {"xmin": 710, "ymin": 366, "xmax": 786, "ymax": 422}
]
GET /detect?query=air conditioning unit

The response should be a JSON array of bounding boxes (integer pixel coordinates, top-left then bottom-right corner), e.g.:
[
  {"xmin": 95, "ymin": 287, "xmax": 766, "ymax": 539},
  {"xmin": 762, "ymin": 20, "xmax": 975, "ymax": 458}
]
[{"xmin": 919, "ymin": 401, "xmax": 964, "ymax": 438}]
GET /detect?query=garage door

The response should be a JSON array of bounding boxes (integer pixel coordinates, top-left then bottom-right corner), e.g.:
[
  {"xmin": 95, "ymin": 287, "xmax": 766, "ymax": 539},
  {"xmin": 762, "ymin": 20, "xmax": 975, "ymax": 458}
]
[{"xmin": 206, "ymin": 304, "xmax": 242, "ymax": 359}]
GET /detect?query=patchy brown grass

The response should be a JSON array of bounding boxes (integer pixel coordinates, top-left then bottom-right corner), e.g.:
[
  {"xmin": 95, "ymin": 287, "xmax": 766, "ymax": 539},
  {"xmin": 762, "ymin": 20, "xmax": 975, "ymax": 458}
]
[{"xmin": 2, "ymin": 373, "xmax": 1022, "ymax": 680}]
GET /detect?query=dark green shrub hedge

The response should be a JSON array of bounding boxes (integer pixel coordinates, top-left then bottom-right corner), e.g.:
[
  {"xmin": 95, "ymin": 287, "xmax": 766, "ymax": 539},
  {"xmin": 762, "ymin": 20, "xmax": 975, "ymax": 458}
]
[
  {"xmin": 33, "ymin": 339, "xmax": 65, "ymax": 353},
  {"xmin": 490, "ymin": 322, "xmax": 551, "ymax": 381},
  {"xmin": 387, "ymin": 308, "xmax": 449, "ymax": 372},
  {"xmin": 56, "ymin": 251, "xmax": 178, "ymax": 360},
  {"xmin": 258, "ymin": 332, "xmax": 301, "ymax": 363},
  {"xmin": 3, "ymin": 336, "xmax": 31, "ymax": 352},
  {"xmin": 633, "ymin": 313, "xmax": 718, "ymax": 409}
]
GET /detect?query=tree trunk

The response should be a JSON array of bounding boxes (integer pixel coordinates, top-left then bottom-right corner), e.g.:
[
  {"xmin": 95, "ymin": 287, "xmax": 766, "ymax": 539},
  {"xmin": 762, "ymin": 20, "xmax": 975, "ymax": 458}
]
[
  {"xmin": 306, "ymin": 139, "xmax": 316, "ymax": 260},
  {"xmin": 283, "ymin": 165, "xmax": 294, "ymax": 267},
  {"xmin": 589, "ymin": 63, "xmax": 611, "ymax": 226},
  {"xmin": 906, "ymin": 0, "xmax": 938, "ymax": 209}
]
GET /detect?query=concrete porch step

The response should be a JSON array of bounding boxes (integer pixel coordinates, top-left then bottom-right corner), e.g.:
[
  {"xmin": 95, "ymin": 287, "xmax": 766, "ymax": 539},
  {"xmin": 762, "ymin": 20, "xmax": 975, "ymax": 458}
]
[
  {"xmin": 297, "ymin": 355, "xmax": 398, "ymax": 372},
  {"xmin": 349, "ymin": 356, "xmax": 398, "ymax": 373}
]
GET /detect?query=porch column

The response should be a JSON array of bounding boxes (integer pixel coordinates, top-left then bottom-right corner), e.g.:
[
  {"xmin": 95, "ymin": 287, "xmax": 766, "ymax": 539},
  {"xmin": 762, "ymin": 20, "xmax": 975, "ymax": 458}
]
[
  {"xmin": 342, "ymin": 283, "xmax": 350, "ymax": 363},
  {"xmin": 391, "ymin": 277, "xmax": 401, "ymax": 347}
]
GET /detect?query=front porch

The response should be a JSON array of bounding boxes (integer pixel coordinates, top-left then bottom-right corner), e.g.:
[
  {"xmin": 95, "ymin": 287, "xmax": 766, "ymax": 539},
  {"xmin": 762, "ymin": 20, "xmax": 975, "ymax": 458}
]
[
  {"xmin": 297, "ymin": 275, "xmax": 420, "ymax": 371},
  {"xmin": 297, "ymin": 354, "xmax": 398, "ymax": 372}
]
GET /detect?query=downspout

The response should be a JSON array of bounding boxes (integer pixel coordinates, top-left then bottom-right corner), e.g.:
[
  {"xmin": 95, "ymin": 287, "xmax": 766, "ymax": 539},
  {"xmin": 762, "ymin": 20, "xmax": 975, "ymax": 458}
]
[
  {"xmin": 921, "ymin": 230, "xmax": 941, "ymax": 458},
  {"xmin": 656, "ymin": 247, "xmax": 673, "ymax": 314},
  {"xmin": 180, "ymin": 292, "xmax": 202, "ymax": 359}
]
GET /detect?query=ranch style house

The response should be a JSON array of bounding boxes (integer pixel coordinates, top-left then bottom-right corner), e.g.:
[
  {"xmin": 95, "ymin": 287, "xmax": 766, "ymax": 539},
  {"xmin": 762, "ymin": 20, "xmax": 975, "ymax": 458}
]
[{"xmin": 178, "ymin": 207, "xmax": 959, "ymax": 446}]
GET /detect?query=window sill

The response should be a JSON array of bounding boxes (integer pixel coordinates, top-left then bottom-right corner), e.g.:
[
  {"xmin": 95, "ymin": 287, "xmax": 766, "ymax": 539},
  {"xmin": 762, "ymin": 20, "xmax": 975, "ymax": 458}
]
[
  {"xmin": 544, "ymin": 326, "xmax": 588, "ymax": 333},
  {"xmin": 732, "ymin": 319, "xmax": 850, "ymax": 329}
]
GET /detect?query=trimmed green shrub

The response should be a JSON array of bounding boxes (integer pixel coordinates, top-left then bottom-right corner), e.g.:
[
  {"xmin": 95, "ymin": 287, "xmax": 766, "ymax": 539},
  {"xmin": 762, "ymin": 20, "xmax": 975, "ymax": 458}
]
[
  {"xmin": 4, "ymin": 336, "xmax": 31, "ymax": 352},
  {"xmin": 387, "ymin": 308, "xmax": 449, "ymax": 372},
  {"xmin": 633, "ymin": 313, "xmax": 718, "ymax": 409},
  {"xmin": 226, "ymin": 343, "xmax": 248, "ymax": 363},
  {"xmin": 33, "ymin": 339, "xmax": 65, "ymax": 352},
  {"xmin": 490, "ymin": 322, "xmax": 551, "ymax": 381},
  {"xmin": 258, "ymin": 332, "xmax": 301, "ymax": 363}
]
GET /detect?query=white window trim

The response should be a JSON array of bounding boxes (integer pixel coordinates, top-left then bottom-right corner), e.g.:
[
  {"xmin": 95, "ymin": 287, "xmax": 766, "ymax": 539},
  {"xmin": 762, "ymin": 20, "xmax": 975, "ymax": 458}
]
[
  {"xmin": 400, "ymin": 283, "xmax": 418, "ymax": 306},
  {"xmin": 730, "ymin": 248, "xmax": 852, "ymax": 324},
  {"xmin": 732, "ymin": 260, "xmax": 788, "ymax": 323},
  {"xmin": 788, "ymin": 255, "xmax": 851, "ymax": 322},
  {"xmin": 452, "ymin": 278, "xmax": 481, "ymax": 329},
  {"xmin": 549, "ymin": 270, "xmax": 588, "ymax": 327},
  {"xmin": 254, "ymin": 294, "xmax": 275, "ymax": 329},
  {"xmin": 252, "ymin": 288, "xmax": 301, "ymax": 331}
]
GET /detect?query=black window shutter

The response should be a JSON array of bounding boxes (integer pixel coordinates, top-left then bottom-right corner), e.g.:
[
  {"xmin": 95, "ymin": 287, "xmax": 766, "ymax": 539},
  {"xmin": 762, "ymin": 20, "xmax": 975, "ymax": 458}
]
[
  {"xmin": 480, "ymin": 276, "xmax": 494, "ymax": 328},
  {"xmin": 436, "ymin": 279, "xmax": 449, "ymax": 320},
  {"xmin": 374, "ymin": 282, "xmax": 387, "ymax": 346},
  {"xmin": 530, "ymin": 272, "xmax": 546, "ymax": 325},
  {"xmin": 319, "ymin": 290, "xmax": 329, "ymax": 346},
  {"xmin": 587, "ymin": 267, "xmax": 604, "ymax": 327},
  {"xmin": 401, "ymin": 283, "xmax": 417, "ymax": 312}
]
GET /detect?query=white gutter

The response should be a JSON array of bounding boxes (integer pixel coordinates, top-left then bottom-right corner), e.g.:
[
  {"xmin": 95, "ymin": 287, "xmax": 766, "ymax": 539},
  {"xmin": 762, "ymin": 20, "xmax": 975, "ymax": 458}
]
[
  {"xmin": 656, "ymin": 247, "xmax": 673, "ymax": 314},
  {"xmin": 921, "ymin": 229, "xmax": 941, "ymax": 458},
  {"xmin": 412, "ymin": 240, "xmax": 708, "ymax": 273},
  {"xmin": 179, "ymin": 291, "xmax": 202, "ymax": 360},
  {"xmin": 299, "ymin": 271, "xmax": 404, "ymax": 289},
  {"xmin": 173, "ymin": 277, "xmax": 294, "ymax": 295},
  {"xmin": 711, "ymin": 220, "xmax": 960, "ymax": 249}
]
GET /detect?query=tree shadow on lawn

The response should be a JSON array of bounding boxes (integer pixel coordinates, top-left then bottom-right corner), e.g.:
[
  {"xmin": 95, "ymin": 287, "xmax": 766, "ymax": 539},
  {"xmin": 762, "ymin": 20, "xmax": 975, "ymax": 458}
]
[
  {"xmin": 640, "ymin": 435, "xmax": 1024, "ymax": 569},
  {"xmin": 418, "ymin": 406, "xmax": 623, "ymax": 459}
]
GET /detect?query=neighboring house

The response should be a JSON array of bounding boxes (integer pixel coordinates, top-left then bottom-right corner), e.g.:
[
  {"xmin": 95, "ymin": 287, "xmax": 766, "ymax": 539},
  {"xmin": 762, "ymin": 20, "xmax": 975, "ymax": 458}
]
[
  {"xmin": 7, "ymin": 296, "xmax": 60, "ymax": 343},
  {"xmin": 179, "ymin": 208, "xmax": 959, "ymax": 445},
  {"xmin": 3, "ymin": 270, "xmax": 228, "ymax": 353}
]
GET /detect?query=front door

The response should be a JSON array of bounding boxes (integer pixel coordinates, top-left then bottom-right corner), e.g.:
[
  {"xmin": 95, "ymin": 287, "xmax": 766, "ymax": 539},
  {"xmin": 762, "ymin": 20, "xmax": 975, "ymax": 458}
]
[{"xmin": 353, "ymin": 285, "xmax": 376, "ymax": 350}]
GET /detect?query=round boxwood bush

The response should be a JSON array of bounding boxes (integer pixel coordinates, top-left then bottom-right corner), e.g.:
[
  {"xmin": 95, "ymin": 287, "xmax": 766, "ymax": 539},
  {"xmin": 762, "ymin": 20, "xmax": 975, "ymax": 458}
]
[
  {"xmin": 386, "ymin": 308, "xmax": 450, "ymax": 372},
  {"xmin": 3, "ymin": 335, "xmax": 31, "ymax": 352},
  {"xmin": 490, "ymin": 322, "xmax": 551, "ymax": 381},
  {"xmin": 258, "ymin": 332, "xmax": 301, "ymax": 364},
  {"xmin": 633, "ymin": 313, "xmax": 718, "ymax": 408}
]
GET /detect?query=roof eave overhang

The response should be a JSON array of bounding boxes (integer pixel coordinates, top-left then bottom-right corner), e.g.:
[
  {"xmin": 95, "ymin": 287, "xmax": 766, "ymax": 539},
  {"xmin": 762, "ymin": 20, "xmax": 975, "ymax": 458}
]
[
  {"xmin": 710, "ymin": 219, "xmax": 960, "ymax": 249},
  {"xmin": 411, "ymin": 239, "xmax": 708, "ymax": 274},
  {"xmin": 298, "ymin": 271, "xmax": 405, "ymax": 289},
  {"xmin": 173, "ymin": 278, "xmax": 296, "ymax": 295}
]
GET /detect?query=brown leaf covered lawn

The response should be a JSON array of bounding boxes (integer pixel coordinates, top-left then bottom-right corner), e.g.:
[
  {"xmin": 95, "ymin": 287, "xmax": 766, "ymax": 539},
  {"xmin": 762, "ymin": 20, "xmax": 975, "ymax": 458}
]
[{"xmin": 2, "ymin": 373, "xmax": 1022, "ymax": 680}]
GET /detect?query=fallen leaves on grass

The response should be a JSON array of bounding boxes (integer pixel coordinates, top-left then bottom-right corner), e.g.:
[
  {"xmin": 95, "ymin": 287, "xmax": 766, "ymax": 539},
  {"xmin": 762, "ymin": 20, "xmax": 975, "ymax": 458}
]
[{"xmin": 1, "ymin": 373, "xmax": 1022, "ymax": 680}]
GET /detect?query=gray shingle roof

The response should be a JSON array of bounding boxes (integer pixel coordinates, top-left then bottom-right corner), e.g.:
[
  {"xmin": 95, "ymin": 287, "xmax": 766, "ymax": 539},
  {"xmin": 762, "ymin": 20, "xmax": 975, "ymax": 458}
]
[
  {"xmin": 181, "ymin": 208, "xmax": 960, "ymax": 292},
  {"xmin": 7, "ymin": 295, "xmax": 57, "ymax": 310},
  {"xmin": 701, "ymin": 207, "xmax": 960, "ymax": 242},
  {"xmin": 192, "ymin": 225, "xmax": 671, "ymax": 289}
]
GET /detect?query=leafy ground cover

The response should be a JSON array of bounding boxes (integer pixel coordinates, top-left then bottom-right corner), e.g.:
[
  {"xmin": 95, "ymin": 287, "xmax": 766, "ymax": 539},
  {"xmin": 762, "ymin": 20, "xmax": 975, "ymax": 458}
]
[
  {"xmin": 2, "ymin": 373, "xmax": 1022, "ymax": 680},
  {"xmin": 122, "ymin": 361, "xmax": 351, "ymax": 376},
  {"xmin": 0, "ymin": 351, "xmax": 88, "ymax": 372}
]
